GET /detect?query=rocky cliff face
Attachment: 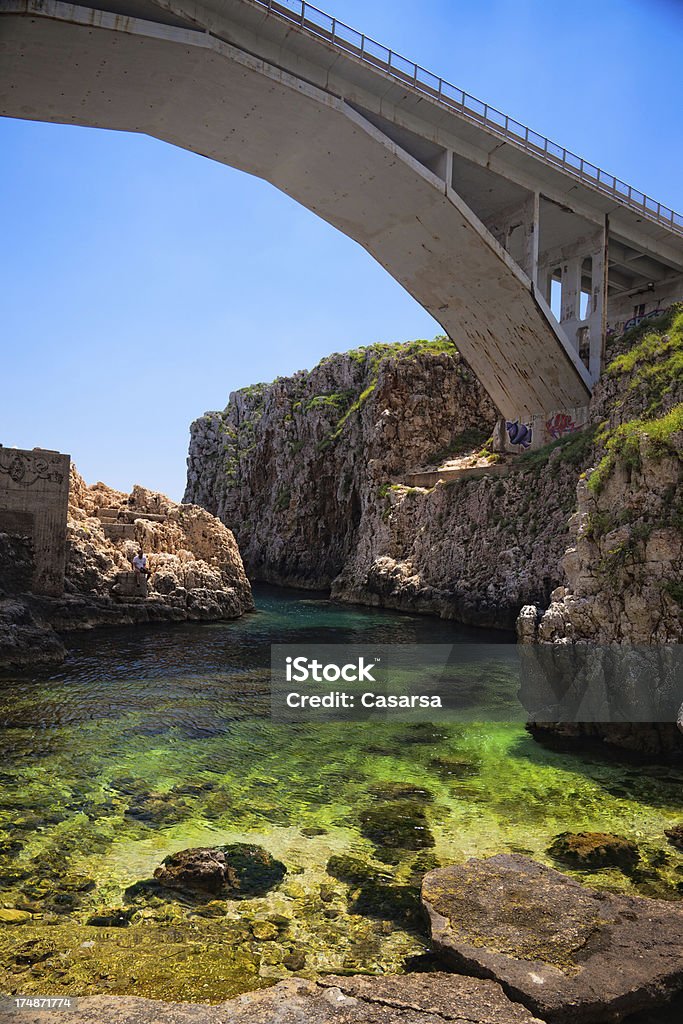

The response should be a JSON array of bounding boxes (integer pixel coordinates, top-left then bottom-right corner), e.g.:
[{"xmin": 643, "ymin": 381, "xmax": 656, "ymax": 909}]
[
  {"xmin": 185, "ymin": 338, "xmax": 585, "ymax": 628},
  {"xmin": 185, "ymin": 339, "xmax": 496, "ymax": 591},
  {"xmin": 517, "ymin": 306, "xmax": 683, "ymax": 759},
  {"xmin": 65, "ymin": 469, "xmax": 253, "ymax": 620},
  {"xmin": 0, "ymin": 469, "xmax": 253, "ymax": 671},
  {"xmin": 187, "ymin": 311, "xmax": 682, "ymax": 639},
  {"xmin": 519, "ymin": 308, "xmax": 682, "ymax": 645}
]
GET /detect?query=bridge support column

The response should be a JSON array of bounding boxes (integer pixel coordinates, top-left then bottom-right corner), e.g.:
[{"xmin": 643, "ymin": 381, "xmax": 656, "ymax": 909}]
[
  {"xmin": 484, "ymin": 192, "xmax": 539, "ymax": 285},
  {"xmin": 537, "ymin": 221, "xmax": 608, "ymax": 382}
]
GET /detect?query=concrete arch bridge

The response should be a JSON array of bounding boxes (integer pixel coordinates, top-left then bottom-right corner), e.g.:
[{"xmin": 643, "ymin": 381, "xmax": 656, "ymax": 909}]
[{"xmin": 2, "ymin": 0, "xmax": 682, "ymax": 447}]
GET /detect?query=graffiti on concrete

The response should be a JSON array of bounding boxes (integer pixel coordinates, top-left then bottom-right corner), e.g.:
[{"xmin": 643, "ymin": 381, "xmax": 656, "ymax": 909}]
[
  {"xmin": 623, "ymin": 308, "xmax": 663, "ymax": 333},
  {"xmin": 545, "ymin": 412, "xmax": 578, "ymax": 440},
  {"xmin": 505, "ymin": 420, "xmax": 533, "ymax": 449},
  {"xmin": 0, "ymin": 450, "xmax": 65, "ymax": 487}
]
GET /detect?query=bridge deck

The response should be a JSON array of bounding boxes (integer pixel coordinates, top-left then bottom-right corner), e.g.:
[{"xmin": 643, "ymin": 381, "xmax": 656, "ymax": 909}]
[{"xmin": 243, "ymin": 0, "xmax": 682, "ymax": 238}]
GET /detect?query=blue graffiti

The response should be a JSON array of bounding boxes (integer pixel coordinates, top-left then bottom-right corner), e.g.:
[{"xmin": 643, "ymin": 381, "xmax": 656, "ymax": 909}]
[
  {"xmin": 506, "ymin": 420, "xmax": 533, "ymax": 449},
  {"xmin": 623, "ymin": 308, "xmax": 664, "ymax": 333}
]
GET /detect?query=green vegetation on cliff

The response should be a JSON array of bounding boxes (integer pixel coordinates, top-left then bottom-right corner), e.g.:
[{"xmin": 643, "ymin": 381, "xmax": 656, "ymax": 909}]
[
  {"xmin": 588, "ymin": 404, "xmax": 683, "ymax": 496},
  {"xmin": 587, "ymin": 306, "xmax": 683, "ymax": 495},
  {"xmin": 607, "ymin": 303, "xmax": 683, "ymax": 417}
]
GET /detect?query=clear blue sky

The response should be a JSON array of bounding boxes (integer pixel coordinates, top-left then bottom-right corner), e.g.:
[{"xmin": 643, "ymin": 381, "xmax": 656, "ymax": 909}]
[{"xmin": 2, "ymin": 0, "xmax": 682, "ymax": 500}]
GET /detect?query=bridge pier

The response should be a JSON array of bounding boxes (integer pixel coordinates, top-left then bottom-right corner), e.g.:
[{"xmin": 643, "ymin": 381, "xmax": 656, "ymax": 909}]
[
  {"xmin": 484, "ymin": 193, "xmax": 540, "ymax": 286},
  {"xmin": 537, "ymin": 222, "xmax": 607, "ymax": 383}
]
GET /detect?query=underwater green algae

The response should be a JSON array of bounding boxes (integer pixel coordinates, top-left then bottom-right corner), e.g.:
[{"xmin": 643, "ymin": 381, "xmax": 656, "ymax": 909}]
[{"xmin": 0, "ymin": 588, "xmax": 681, "ymax": 1001}]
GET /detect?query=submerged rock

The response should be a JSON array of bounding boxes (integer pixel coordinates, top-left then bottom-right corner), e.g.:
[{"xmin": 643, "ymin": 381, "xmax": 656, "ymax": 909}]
[
  {"xmin": 125, "ymin": 792, "xmax": 191, "ymax": 827},
  {"xmin": 86, "ymin": 908, "xmax": 134, "ymax": 928},
  {"xmin": 359, "ymin": 801, "xmax": 435, "ymax": 851},
  {"xmin": 429, "ymin": 755, "xmax": 481, "ymax": 779},
  {"xmin": 326, "ymin": 854, "xmax": 422, "ymax": 927},
  {"xmin": 665, "ymin": 824, "xmax": 683, "ymax": 850},
  {"xmin": 547, "ymin": 831, "xmax": 640, "ymax": 872},
  {"xmin": 421, "ymin": 854, "xmax": 683, "ymax": 1023},
  {"xmin": 326, "ymin": 855, "xmax": 389, "ymax": 888},
  {"xmin": 367, "ymin": 782, "xmax": 434, "ymax": 802},
  {"xmin": 153, "ymin": 844, "xmax": 286, "ymax": 899}
]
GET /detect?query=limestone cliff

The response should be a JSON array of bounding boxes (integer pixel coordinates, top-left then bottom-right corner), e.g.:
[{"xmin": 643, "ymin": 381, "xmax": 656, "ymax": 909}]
[
  {"xmin": 186, "ymin": 314, "xmax": 681, "ymax": 638},
  {"xmin": 186, "ymin": 339, "xmax": 496, "ymax": 590},
  {"xmin": 185, "ymin": 338, "xmax": 581, "ymax": 627},
  {"xmin": 519, "ymin": 307, "xmax": 682, "ymax": 645},
  {"xmin": 517, "ymin": 307, "xmax": 683, "ymax": 759},
  {"xmin": 65, "ymin": 468, "xmax": 253, "ymax": 620}
]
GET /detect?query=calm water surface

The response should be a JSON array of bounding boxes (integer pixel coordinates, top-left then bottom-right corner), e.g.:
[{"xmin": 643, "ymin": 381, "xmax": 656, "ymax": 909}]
[{"xmin": 0, "ymin": 587, "xmax": 681, "ymax": 1001}]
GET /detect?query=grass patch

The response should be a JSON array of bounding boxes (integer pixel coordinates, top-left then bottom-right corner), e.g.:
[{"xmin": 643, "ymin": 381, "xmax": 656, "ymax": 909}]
[
  {"xmin": 664, "ymin": 581, "xmax": 683, "ymax": 607},
  {"xmin": 588, "ymin": 404, "xmax": 683, "ymax": 495},
  {"xmin": 274, "ymin": 485, "xmax": 291, "ymax": 511},
  {"xmin": 303, "ymin": 391, "xmax": 355, "ymax": 414},
  {"xmin": 517, "ymin": 424, "xmax": 598, "ymax": 472},
  {"xmin": 606, "ymin": 304, "xmax": 683, "ymax": 417}
]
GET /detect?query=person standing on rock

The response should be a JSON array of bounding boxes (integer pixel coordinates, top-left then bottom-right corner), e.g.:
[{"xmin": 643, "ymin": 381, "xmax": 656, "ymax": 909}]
[{"xmin": 132, "ymin": 548, "xmax": 149, "ymax": 584}]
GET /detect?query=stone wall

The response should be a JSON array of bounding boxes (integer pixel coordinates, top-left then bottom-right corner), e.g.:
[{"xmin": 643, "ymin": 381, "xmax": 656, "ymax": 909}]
[{"xmin": 0, "ymin": 447, "xmax": 70, "ymax": 596}]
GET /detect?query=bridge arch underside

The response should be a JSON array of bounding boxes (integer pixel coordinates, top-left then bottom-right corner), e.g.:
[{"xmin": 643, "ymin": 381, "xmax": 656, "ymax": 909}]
[{"xmin": 0, "ymin": 2, "xmax": 594, "ymax": 418}]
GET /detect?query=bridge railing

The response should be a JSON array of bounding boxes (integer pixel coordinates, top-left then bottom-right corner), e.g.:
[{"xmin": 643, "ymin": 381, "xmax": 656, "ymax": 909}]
[{"xmin": 248, "ymin": 0, "xmax": 683, "ymax": 237}]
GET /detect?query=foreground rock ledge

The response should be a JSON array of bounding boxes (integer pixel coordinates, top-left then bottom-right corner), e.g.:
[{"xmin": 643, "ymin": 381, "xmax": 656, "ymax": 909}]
[
  {"xmin": 5, "ymin": 975, "xmax": 542, "ymax": 1023},
  {"xmin": 422, "ymin": 854, "xmax": 683, "ymax": 1024}
]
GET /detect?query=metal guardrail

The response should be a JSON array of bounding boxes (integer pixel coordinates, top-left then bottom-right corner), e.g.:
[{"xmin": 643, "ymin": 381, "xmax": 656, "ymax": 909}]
[{"xmin": 248, "ymin": 0, "xmax": 683, "ymax": 238}]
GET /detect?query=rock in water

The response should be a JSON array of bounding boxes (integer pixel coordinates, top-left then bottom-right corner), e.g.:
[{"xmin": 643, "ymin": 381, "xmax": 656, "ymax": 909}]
[
  {"xmin": 547, "ymin": 831, "xmax": 640, "ymax": 872},
  {"xmin": 421, "ymin": 854, "xmax": 683, "ymax": 1023},
  {"xmin": 153, "ymin": 844, "xmax": 286, "ymax": 898}
]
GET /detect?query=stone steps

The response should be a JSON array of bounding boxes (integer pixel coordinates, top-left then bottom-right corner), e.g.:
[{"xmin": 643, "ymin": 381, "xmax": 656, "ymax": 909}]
[
  {"xmin": 96, "ymin": 508, "xmax": 168, "ymax": 525},
  {"xmin": 112, "ymin": 570, "xmax": 148, "ymax": 598},
  {"xmin": 102, "ymin": 523, "xmax": 137, "ymax": 541}
]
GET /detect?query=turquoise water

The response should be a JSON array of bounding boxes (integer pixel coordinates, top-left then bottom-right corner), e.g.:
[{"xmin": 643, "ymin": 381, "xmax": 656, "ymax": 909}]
[{"xmin": 0, "ymin": 587, "xmax": 681, "ymax": 1001}]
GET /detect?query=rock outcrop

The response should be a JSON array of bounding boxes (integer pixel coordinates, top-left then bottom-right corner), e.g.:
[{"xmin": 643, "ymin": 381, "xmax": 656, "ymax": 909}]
[
  {"xmin": 152, "ymin": 844, "xmax": 286, "ymax": 899},
  {"xmin": 11, "ymin": 974, "xmax": 545, "ymax": 1024},
  {"xmin": 185, "ymin": 339, "xmax": 496, "ymax": 591},
  {"xmin": 64, "ymin": 468, "xmax": 252, "ymax": 620},
  {"xmin": 185, "ymin": 338, "xmax": 581, "ymax": 628},
  {"xmin": 422, "ymin": 854, "xmax": 683, "ymax": 1023},
  {"xmin": 518, "ymin": 309, "xmax": 682, "ymax": 644},
  {"xmin": 0, "ymin": 468, "xmax": 253, "ymax": 671},
  {"xmin": 517, "ymin": 307, "xmax": 683, "ymax": 758},
  {"xmin": 186, "ymin": 312, "xmax": 682, "ymax": 637}
]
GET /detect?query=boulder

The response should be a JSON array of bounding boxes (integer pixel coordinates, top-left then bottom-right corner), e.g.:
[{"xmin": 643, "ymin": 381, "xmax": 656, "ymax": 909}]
[
  {"xmin": 547, "ymin": 831, "xmax": 640, "ymax": 872},
  {"xmin": 421, "ymin": 854, "xmax": 683, "ymax": 1023},
  {"xmin": 0, "ymin": 908, "xmax": 32, "ymax": 924},
  {"xmin": 153, "ymin": 844, "xmax": 285, "ymax": 899}
]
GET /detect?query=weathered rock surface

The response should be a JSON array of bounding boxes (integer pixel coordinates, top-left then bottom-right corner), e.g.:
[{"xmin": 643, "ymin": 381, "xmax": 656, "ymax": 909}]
[
  {"xmin": 0, "ymin": 593, "xmax": 67, "ymax": 669},
  {"xmin": 517, "ymin": 309, "xmax": 683, "ymax": 759},
  {"xmin": 547, "ymin": 831, "xmax": 640, "ymax": 872},
  {"xmin": 8, "ymin": 974, "xmax": 544, "ymax": 1023},
  {"xmin": 421, "ymin": 854, "xmax": 683, "ymax": 1023},
  {"xmin": 665, "ymin": 825, "xmax": 683, "ymax": 850},
  {"xmin": 152, "ymin": 844, "xmax": 286, "ymax": 899},
  {"xmin": 185, "ymin": 316, "xmax": 681, "ymax": 641},
  {"xmin": 185, "ymin": 339, "xmax": 581, "ymax": 628},
  {"xmin": 0, "ymin": 468, "xmax": 253, "ymax": 670}
]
